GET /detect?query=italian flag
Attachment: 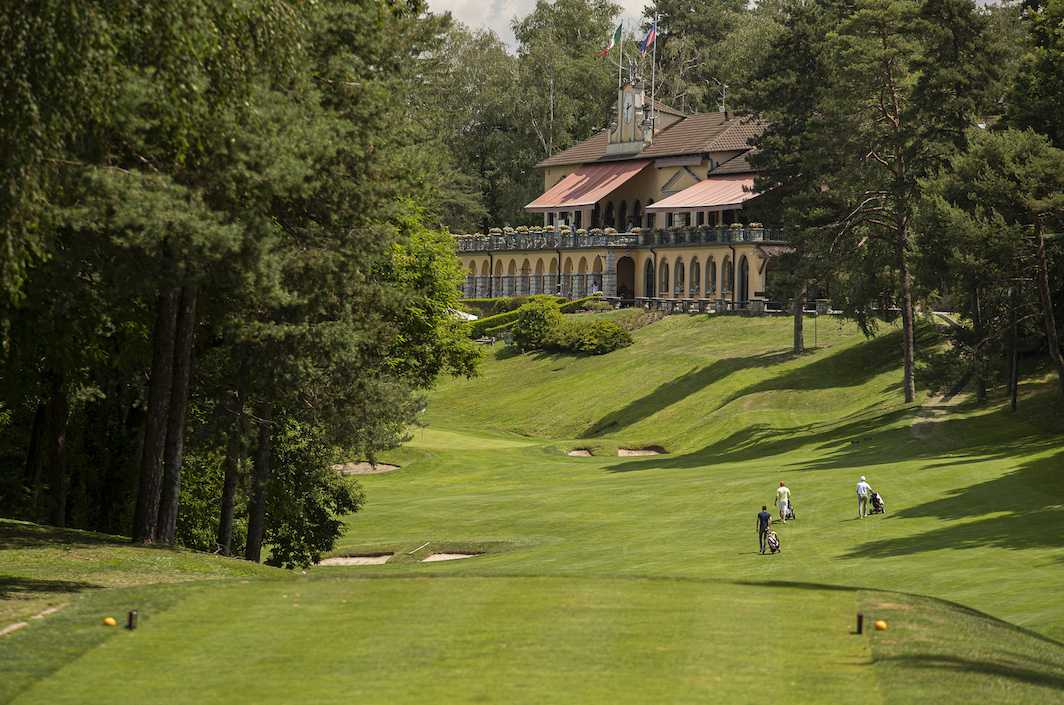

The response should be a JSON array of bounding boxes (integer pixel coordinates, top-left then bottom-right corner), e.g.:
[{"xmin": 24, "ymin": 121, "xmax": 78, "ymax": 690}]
[{"xmin": 597, "ymin": 23, "xmax": 622, "ymax": 57}]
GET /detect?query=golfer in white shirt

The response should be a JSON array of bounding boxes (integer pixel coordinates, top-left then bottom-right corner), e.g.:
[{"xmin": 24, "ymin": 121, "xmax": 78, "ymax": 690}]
[
  {"xmin": 856, "ymin": 476, "xmax": 872, "ymax": 518},
  {"xmin": 776, "ymin": 481, "xmax": 791, "ymax": 522}
]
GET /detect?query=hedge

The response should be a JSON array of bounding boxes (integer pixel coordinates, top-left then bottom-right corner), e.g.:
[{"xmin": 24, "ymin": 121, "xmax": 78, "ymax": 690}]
[
  {"xmin": 463, "ymin": 295, "xmax": 565, "ymax": 317},
  {"xmin": 559, "ymin": 294, "xmax": 607, "ymax": 313},
  {"xmin": 469, "ymin": 294, "xmax": 611, "ymax": 338}
]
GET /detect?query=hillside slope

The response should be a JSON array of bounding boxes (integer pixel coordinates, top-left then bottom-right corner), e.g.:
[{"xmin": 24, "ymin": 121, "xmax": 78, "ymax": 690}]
[{"xmin": 3, "ymin": 314, "xmax": 1062, "ymax": 704}]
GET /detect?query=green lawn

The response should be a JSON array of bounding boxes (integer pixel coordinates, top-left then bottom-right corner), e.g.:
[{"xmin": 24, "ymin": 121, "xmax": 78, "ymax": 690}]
[{"xmin": 2, "ymin": 314, "xmax": 1062, "ymax": 704}]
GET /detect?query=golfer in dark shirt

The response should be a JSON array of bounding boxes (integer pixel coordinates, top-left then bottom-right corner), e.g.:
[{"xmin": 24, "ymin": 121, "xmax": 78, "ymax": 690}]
[{"xmin": 757, "ymin": 505, "xmax": 772, "ymax": 554}]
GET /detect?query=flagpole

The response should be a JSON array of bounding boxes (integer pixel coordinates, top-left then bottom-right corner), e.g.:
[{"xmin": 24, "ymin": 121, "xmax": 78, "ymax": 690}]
[
  {"xmin": 617, "ymin": 20, "xmax": 623, "ymax": 91},
  {"xmin": 650, "ymin": 14, "xmax": 657, "ymax": 134}
]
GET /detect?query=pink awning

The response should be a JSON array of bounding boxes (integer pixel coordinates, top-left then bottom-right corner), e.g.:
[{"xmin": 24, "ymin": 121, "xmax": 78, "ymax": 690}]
[
  {"xmin": 525, "ymin": 160, "xmax": 651, "ymax": 212},
  {"xmin": 646, "ymin": 175, "xmax": 757, "ymax": 212}
]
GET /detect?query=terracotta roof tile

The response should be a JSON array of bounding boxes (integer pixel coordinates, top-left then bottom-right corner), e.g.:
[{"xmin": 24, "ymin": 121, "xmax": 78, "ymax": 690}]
[
  {"xmin": 652, "ymin": 100, "xmax": 687, "ymax": 118},
  {"xmin": 535, "ymin": 130, "xmax": 611, "ymax": 168},
  {"xmin": 535, "ymin": 112, "xmax": 763, "ymax": 168},
  {"xmin": 705, "ymin": 118, "xmax": 765, "ymax": 152},
  {"xmin": 709, "ymin": 151, "xmax": 756, "ymax": 175}
]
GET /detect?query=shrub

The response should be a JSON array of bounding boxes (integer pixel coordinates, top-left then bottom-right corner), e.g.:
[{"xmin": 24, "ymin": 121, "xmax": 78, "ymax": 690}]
[
  {"xmin": 510, "ymin": 298, "xmax": 564, "ymax": 351},
  {"xmin": 469, "ymin": 296, "xmax": 565, "ymax": 337},
  {"xmin": 543, "ymin": 318, "xmax": 632, "ymax": 355},
  {"xmin": 581, "ymin": 300, "xmax": 613, "ymax": 312},
  {"xmin": 571, "ymin": 319, "xmax": 632, "ymax": 354}
]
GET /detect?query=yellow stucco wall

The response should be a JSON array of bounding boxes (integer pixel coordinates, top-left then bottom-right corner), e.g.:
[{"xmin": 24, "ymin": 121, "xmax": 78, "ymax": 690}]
[{"xmin": 459, "ymin": 242, "xmax": 772, "ymax": 301}]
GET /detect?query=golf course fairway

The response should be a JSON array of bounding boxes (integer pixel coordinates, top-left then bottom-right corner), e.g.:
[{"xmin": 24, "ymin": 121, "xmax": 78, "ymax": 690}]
[{"xmin": 2, "ymin": 315, "xmax": 1062, "ymax": 704}]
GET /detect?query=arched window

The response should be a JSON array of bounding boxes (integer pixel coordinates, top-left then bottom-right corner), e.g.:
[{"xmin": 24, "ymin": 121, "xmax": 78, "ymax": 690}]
[
  {"xmin": 644, "ymin": 258, "xmax": 656, "ymax": 297},
  {"xmin": 674, "ymin": 259, "xmax": 685, "ymax": 295},
  {"xmin": 722, "ymin": 256, "xmax": 734, "ymax": 293},
  {"xmin": 739, "ymin": 256, "xmax": 750, "ymax": 303},
  {"xmin": 690, "ymin": 258, "xmax": 701, "ymax": 296},
  {"xmin": 659, "ymin": 259, "xmax": 670, "ymax": 294},
  {"xmin": 706, "ymin": 258, "xmax": 716, "ymax": 294}
]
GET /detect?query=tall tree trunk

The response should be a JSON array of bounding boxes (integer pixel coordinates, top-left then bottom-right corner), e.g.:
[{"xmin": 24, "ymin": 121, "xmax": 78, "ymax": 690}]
[
  {"xmin": 23, "ymin": 402, "xmax": 46, "ymax": 512},
  {"xmin": 244, "ymin": 407, "xmax": 272, "ymax": 563},
  {"xmin": 1009, "ymin": 284, "xmax": 1020, "ymax": 412},
  {"xmin": 44, "ymin": 378, "xmax": 70, "ymax": 527},
  {"xmin": 793, "ymin": 283, "xmax": 807, "ymax": 354},
  {"xmin": 897, "ymin": 228, "xmax": 916, "ymax": 403},
  {"xmin": 1035, "ymin": 226, "xmax": 1064, "ymax": 398},
  {"xmin": 217, "ymin": 385, "xmax": 246, "ymax": 556},
  {"xmin": 132, "ymin": 287, "xmax": 180, "ymax": 543},
  {"xmin": 972, "ymin": 283, "xmax": 987, "ymax": 403},
  {"xmin": 156, "ymin": 285, "xmax": 198, "ymax": 544}
]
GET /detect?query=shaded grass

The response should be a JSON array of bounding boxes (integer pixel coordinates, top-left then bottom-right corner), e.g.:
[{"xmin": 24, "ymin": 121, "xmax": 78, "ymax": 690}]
[
  {"xmin": 861, "ymin": 591, "xmax": 1064, "ymax": 703},
  {"xmin": 0, "ymin": 519, "xmax": 281, "ymax": 625}
]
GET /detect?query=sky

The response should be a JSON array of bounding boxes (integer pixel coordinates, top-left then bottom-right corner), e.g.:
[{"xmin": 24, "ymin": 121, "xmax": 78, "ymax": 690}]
[{"xmin": 427, "ymin": 0, "xmax": 649, "ymax": 49}]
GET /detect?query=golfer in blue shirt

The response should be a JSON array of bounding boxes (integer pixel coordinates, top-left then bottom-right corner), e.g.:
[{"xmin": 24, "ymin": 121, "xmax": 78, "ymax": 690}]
[{"xmin": 757, "ymin": 505, "xmax": 772, "ymax": 554}]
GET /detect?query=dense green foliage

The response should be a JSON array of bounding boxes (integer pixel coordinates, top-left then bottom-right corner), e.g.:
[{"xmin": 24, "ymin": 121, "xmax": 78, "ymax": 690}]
[
  {"xmin": 741, "ymin": 0, "xmax": 1061, "ymax": 403},
  {"xmin": 919, "ymin": 129, "xmax": 1064, "ymax": 397},
  {"xmin": 263, "ymin": 418, "xmax": 364, "ymax": 569},
  {"xmin": 470, "ymin": 295, "xmax": 614, "ymax": 338},
  {"xmin": 510, "ymin": 298, "xmax": 565, "ymax": 351},
  {"xmin": 1007, "ymin": 0, "xmax": 1064, "ymax": 147},
  {"xmin": 509, "ymin": 298, "xmax": 631, "ymax": 355},
  {"xmin": 0, "ymin": 1, "xmax": 479, "ymax": 563}
]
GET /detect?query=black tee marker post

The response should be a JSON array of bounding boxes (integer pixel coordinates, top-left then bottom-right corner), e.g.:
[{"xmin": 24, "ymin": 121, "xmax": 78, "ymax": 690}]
[
  {"xmin": 856, "ymin": 612, "xmax": 864, "ymax": 635},
  {"xmin": 127, "ymin": 610, "xmax": 138, "ymax": 630}
]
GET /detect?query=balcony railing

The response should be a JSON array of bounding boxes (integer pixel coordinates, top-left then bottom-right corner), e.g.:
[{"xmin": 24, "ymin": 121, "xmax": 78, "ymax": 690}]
[{"xmin": 454, "ymin": 227, "xmax": 784, "ymax": 253}]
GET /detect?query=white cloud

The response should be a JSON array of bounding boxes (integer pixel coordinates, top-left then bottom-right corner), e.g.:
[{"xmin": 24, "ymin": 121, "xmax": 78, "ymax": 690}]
[{"xmin": 428, "ymin": 0, "xmax": 648, "ymax": 50}]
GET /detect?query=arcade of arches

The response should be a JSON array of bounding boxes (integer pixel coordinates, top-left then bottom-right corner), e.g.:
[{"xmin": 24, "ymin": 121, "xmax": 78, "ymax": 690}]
[{"xmin": 460, "ymin": 244, "xmax": 775, "ymax": 304}]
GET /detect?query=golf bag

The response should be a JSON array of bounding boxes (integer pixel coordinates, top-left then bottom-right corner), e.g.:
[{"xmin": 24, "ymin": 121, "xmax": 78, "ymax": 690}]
[
  {"xmin": 870, "ymin": 491, "xmax": 885, "ymax": 514},
  {"xmin": 766, "ymin": 530, "xmax": 781, "ymax": 554},
  {"xmin": 784, "ymin": 500, "xmax": 796, "ymax": 521}
]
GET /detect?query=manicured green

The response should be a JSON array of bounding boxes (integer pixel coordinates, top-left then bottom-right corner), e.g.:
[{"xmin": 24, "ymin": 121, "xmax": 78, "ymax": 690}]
[{"xmin": 2, "ymin": 315, "xmax": 1062, "ymax": 704}]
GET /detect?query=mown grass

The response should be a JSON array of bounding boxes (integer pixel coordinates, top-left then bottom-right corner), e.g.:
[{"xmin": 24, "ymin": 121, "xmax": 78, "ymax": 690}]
[
  {"xmin": 2, "ymin": 314, "xmax": 1062, "ymax": 704},
  {"xmin": 0, "ymin": 520, "xmax": 279, "ymax": 626}
]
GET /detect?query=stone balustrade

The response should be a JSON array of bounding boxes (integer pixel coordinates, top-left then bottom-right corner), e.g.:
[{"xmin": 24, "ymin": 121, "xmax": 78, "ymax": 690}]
[{"xmin": 453, "ymin": 227, "xmax": 784, "ymax": 253}]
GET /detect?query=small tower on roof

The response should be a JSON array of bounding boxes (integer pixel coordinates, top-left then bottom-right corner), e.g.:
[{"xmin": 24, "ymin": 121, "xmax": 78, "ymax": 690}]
[{"xmin": 607, "ymin": 83, "xmax": 652, "ymax": 156}]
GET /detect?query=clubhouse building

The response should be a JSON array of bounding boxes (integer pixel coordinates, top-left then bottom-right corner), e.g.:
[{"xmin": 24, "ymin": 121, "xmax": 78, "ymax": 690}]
[{"xmin": 455, "ymin": 83, "xmax": 788, "ymax": 310}]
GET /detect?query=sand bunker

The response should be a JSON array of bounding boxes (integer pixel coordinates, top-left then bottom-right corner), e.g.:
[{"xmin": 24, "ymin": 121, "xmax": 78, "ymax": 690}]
[
  {"xmin": 331, "ymin": 461, "xmax": 400, "ymax": 475},
  {"xmin": 317, "ymin": 554, "xmax": 393, "ymax": 566},
  {"xmin": 567, "ymin": 449, "xmax": 593, "ymax": 457},
  {"xmin": 617, "ymin": 446, "xmax": 667, "ymax": 457},
  {"xmin": 421, "ymin": 553, "xmax": 480, "ymax": 562}
]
